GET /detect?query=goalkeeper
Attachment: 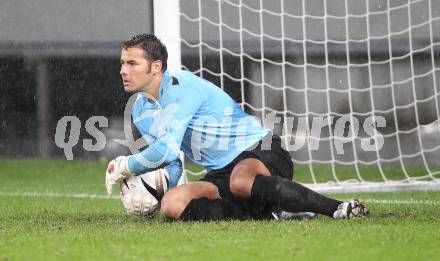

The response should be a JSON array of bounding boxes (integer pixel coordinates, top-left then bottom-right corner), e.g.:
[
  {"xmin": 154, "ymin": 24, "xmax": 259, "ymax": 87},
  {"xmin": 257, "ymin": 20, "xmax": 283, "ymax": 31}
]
[{"xmin": 106, "ymin": 34, "xmax": 369, "ymax": 220}]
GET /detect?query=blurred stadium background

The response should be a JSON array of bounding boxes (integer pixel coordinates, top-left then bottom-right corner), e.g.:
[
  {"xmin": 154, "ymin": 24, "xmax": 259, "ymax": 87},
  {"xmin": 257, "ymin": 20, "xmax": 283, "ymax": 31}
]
[
  {"xmin": 2, "ymin": 2, "xmax": 440, "ymax": 260},
  {"xmin": 0, "ymin": 0, "xmax": 154, "ymax": 159},
  {"xmin": 1, "ymin": 0, "xmax": 440, "ymax": 189}
]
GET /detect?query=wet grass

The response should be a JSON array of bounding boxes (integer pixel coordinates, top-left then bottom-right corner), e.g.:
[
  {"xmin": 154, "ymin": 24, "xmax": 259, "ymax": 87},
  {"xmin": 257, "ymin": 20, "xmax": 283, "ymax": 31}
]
[{"xmin": 1, "ymin": 160, "xmax": 439, "ymax": 260}]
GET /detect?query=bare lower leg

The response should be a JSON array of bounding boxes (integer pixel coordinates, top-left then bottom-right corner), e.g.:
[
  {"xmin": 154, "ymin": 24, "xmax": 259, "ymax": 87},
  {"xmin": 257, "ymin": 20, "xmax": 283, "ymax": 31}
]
[
  {"xmin": 161, "ymin": 181, "xmax": 220, "ymax": 219},
  {"xmin": 229, "ymin": 158, "xmax": 271, "ymax": 198},
  {"xmin": 229, "ymin": 158, "xmax": 342, "ymax": 217}
]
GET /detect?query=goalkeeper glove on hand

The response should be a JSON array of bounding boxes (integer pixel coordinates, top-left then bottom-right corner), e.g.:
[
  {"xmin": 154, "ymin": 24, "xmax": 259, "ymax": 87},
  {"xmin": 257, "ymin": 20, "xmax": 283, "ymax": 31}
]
[
  {"xmin": 105, "ymin": 156, "xmax": 132, "ymax": 194},
  {"xmin": 120, "ymin": 189, "xmax": 159, "ymax": 217}
]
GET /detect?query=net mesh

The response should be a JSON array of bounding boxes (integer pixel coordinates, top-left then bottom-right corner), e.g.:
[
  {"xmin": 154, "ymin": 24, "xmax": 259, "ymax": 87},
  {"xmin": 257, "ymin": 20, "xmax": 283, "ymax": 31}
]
[{"xmin": 179, "ymin": 0, "xmax": 440, "ymax": 189}]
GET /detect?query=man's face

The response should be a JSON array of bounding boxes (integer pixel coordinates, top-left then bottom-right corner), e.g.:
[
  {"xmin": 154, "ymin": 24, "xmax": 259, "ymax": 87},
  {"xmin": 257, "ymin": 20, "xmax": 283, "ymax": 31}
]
[{"xmin": 120, "ymin": 47, "xmax": 153, "ymax": 93}]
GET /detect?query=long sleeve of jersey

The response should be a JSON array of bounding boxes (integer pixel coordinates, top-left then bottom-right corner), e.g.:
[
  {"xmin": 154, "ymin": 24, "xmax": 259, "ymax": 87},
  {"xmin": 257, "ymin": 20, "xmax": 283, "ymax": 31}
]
[
  {"xmin": 127, "ymin": 83, "xmax": 202, "ymax": 187},
  {"xmin": 164, "ymin": 157, "xmax": 183, "ymax": 188}
]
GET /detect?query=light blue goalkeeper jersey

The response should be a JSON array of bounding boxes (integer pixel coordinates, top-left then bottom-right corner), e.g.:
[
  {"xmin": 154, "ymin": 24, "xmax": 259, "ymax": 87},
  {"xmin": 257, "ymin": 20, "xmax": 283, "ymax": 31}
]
[{"xmin": 128, "ymin": 70, "xmax": 269, "ymax": 188}]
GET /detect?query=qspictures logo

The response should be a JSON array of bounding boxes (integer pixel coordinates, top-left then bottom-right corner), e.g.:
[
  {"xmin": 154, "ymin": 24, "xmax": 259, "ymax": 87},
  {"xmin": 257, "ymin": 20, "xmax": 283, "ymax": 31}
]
[{"xmin": 54, "ymin": 92, "xmax": 386, "ymax": 167}]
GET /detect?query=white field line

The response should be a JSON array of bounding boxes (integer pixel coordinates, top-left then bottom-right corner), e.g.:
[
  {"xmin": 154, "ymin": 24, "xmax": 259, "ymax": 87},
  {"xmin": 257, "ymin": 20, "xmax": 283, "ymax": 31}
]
[
  {"xmin": 0, "ymin": 191, "xmax": 439, "ymax": 205},
  {"xmin": 363, "ymin": 199, "xmax": 440, "ymax": 205},
  {"xmin": 0, "ymin": 191, "xmax": 119, "ymax": 200}
]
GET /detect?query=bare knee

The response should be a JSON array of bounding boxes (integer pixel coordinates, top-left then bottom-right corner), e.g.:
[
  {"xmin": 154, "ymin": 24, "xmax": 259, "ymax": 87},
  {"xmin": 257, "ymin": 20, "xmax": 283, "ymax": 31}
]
[
  {"xmin": 229, "ymin": 170, "xmax": 251, "ymax": 197},
  {"xmin": 230, "ymin": 159, "xmax": 271, "ymax": 198},
  {"xmin": 229, "ymin": 164, "xmax": 259, "ymax": 198},
  {"xmin": 161, "ymin": 190, "xmax": 187, "ymax": 220},
  {"xmin": 161, "ymin": 182, "xmax": 221, "ymax": 220}
]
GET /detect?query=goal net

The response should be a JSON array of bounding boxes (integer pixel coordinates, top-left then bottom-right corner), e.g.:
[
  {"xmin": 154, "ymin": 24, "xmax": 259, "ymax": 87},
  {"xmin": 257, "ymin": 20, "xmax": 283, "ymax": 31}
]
[{"xmin": 174, "ymin": 0, "xmax": 440, "ymax": 191}]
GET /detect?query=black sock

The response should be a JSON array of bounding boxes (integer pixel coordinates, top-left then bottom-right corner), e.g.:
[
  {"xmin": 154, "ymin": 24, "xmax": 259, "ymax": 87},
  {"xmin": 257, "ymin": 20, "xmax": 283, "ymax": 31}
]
[
  {"xmin": 179, "ymin": 198, "xmax": 228, "ymax": 221},
  {"xmin": 251, "ymin": 175, "xmax": 342, "ymax": 217}
]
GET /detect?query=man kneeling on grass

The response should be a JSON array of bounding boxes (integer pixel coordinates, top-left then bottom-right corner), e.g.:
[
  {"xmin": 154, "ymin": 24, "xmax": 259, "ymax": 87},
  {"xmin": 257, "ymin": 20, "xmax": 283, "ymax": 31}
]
[{"xmin": 105, "ymin": 34, "xmax": 369, "ymax": 221}]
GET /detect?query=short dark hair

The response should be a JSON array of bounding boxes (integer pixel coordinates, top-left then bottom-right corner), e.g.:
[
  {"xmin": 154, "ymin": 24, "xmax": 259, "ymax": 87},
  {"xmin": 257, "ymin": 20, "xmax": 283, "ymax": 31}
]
[{"xmin": 122, "ymin": 34, "xmax": 168, "ymax": 72}]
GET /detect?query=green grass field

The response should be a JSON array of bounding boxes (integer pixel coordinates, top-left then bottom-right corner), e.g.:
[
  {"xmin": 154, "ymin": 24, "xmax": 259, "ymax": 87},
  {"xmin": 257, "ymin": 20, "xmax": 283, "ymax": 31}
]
[{"xmin": 1, "ymin": 160, "xmax": 440, "ymax": 260}]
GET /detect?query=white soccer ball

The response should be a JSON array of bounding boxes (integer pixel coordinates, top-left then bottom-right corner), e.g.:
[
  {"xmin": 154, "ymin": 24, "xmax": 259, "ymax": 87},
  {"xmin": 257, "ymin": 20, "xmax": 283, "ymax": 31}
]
[{"xmin": 120, "ymin": 168, "xmax": 169, "ymax": 217}]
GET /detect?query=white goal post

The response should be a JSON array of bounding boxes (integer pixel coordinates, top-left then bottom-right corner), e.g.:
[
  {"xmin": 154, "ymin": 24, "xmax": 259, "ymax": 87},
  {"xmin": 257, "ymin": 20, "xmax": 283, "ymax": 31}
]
[
  {"xmin": 153, "ymin": 0, "xmax": 189, "ymax": 185},
  {"xmin": 155, "ymin": 0, "xmax": 440, "ymax": 192}
]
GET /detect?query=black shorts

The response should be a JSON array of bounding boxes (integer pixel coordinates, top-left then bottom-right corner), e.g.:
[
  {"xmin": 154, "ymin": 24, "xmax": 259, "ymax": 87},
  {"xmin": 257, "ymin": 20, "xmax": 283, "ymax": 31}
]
[{"xmin": 200, "ymin": 135, "xmax": 294, "ymax": 220}]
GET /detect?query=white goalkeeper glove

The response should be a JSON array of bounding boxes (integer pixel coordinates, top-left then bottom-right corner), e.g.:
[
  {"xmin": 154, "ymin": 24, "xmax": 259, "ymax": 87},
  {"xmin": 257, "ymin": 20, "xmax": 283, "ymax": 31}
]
[
  {"xmin": 105, "ymin": 156, "xmax": 132, "ymax": 194},
  {"xmin": 120, "ymin": 188, "xmax": 159, "ymax": 217}
]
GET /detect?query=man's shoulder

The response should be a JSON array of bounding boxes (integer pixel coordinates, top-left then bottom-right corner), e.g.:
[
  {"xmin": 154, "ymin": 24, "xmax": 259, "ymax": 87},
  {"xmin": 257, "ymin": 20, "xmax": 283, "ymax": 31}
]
[
  {"xmin": 159, "ymin": 76, "xmax": 204, "ymax": 107},
  {"xmin": 168, "ymin": 70, "xmax": 195, "ymax": 81},
  {"xmin": 165, "ymin": 70, "xmax": 228, "ymax": 103},
  {"xmin": 168, "ymin": 70, "xmax": 212, "ymax": 88},
  {"xmin": 163, "ymin": 71, "xmax": 206, "ymax": 96}
]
